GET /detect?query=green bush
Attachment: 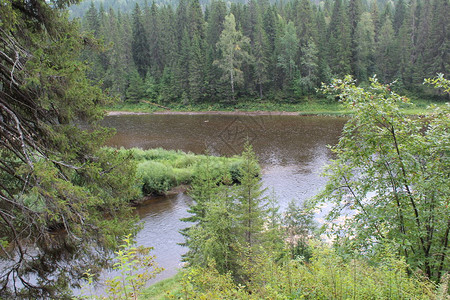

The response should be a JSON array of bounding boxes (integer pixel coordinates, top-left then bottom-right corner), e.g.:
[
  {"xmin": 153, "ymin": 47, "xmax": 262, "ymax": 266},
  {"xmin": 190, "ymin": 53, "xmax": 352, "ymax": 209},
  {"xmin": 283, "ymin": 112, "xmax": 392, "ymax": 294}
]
[
  {"xmin": 108, "ymin": 147, "xmax": 245, "ymax": 196},
  {"xmin": 137, "ymin": 161, "xmax": 177, "ymax": 195},
  {"xmin": 174, "ymin": 244, "xmax": 438, "ymax": 299}
]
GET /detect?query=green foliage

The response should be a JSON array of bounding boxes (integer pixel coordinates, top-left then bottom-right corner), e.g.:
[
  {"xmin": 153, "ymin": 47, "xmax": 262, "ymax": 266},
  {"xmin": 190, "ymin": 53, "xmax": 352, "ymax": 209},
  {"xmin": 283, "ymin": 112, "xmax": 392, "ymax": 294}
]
[
  {"xmin": 0, "ymin": 0, "xmax": 141, "ymax": 297},
  {"xmin": 284, "ymin": 200, "xmax": 317, "ymax": 261},
  {"xmin": 78, "ymin": 0, "xmax": 449, "ymax": 104},
  {"xmin": 276, "ymin": 21, "xmax": 299, "ymax": 89},
  {"xmin": 424, "ymin": 73, "xmax": 450, "ymax": 94},
  {"xmin": 137, "ymin": 161, "xmax": 178, "ymax": 195},
  {"xmin": 214, "ymin": 13, "xmax": 252, "ymax": 102},
  {"xmin": 80, "ymin": 234, "xmax": 162, "ymax": 299},
  {"xmin": 181, "ymin": 143, "xmax": 283, "ymax": 283},
  {"xmin": 317, "ymin": 75, "xmax": 450, "ymax": 281},
  {"xmin": 111, "ymin": 147, "xmax": 244, "ymax": 196},
  {"xmin": 178, "ymin": 244, "xmax": 437, "ymax": 299}
]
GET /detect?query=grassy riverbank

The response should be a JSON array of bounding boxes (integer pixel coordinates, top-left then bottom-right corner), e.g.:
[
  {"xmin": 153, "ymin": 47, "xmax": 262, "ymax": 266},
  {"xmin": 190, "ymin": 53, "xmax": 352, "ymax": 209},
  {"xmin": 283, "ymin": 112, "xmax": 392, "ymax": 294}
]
[
  {"xmin": 105, "ymin": 97, "xmax": 447, "ymax": 116},
  {"xmin": 108, "ymin": 147, "xmax": 244, "ymax": 198}
]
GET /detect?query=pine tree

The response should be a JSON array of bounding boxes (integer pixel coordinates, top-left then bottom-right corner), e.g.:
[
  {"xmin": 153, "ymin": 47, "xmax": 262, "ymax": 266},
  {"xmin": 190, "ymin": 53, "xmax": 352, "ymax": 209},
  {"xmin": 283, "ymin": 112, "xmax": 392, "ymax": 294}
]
[
  {"xmin": 393, "ymin": 0, "xmax": 407, "ymax": 34},
  {"xmin": 84, "ymin": 1, "xmax": 99, "ymax": 34},
  {"xmin": 316, "ymin": 8, "xmax": 332, "ymax": 85},
  {"xmin": 126, "ymin": 69, "xmax": 146, "ymax": 102},
  {"xmin": 295, "ymin": 37, "xmax": 319, "ymax": 95},
  {"xmin": 0, "ymin": 0, "xmax": 139, "ymax": 296},
  {"xmin": 146, "ymin": 1, "xmax": 163, "ymax": 77},
  {"xmin": 413, "ymin": 0, "xmax": 433, "ymax": 84},
  {"xmin": 206, "ymin": 0, "xmax": 227, "ymax": 56},
  {"xmin": 189, "ymin": 0, "xmax": 205, "ymax": 39}
]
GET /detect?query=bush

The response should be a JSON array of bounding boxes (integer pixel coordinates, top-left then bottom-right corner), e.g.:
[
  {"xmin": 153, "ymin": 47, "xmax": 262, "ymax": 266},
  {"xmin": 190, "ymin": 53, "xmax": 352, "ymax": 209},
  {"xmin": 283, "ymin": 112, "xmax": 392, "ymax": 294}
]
[
  {"xmin": 177, "ymin": 244, "xmax": 438, "ymax": 299},
  {"xmin": 137, "ymin": 161, "xmax": 177, "ymax": 195}
]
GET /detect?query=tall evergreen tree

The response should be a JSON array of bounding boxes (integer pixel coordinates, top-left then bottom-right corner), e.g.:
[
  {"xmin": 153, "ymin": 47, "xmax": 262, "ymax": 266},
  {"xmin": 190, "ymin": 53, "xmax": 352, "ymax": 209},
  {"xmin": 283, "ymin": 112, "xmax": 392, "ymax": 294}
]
[
  {"xmin": 131, "ymin": 4, "xmax": 150, "ymax": 78},
  {"xmin": 277, "ymin": 21, "xmax": 299, "ymax": 89},
  {"xmin": 428, "ymin": 0, "xmax": 449, "ymax": 77},
  {"xmin": 83, "ymin": 1, "xmax": 99, "ymax": 34},
  {"xmin": 0, "ymin": 0, "xmax": 139, "ymax": 297},
  {"xmin": 206, "ymin": 0, "xmax": 227, "ymax": 56},
  {"xmin": 253, "ymin": 22, "xmax": 270, "ymax": 99},
  {"xmin": 234, "ymin": 144, "xmax": 268, "ymax": 248},
  {"xmin": 146, "ymin": 1, "xmax": 163, "ymax": 77},
  {"xmin": 348, "ymin": 0, "xmax": 363, "ymax": 75},
  {"xmin": 375, "ymin": 18, "xmax": 397, "ymax": 82},
  {"xmin": 189, "ymin": 34, "xmax": 206, "ymax": 102},
  {"xmin": 176, "ymin": 29, "xmax": 191, "ymax": 101},
  {"xmin": 295, "ymin": 37, "xmax": 319, "ymax": 95},
  {"xmin": 354, "ymin": 12, "xmax": 376, "ymax": 81},
  {"xmin": 393, "ymin": 0, "xmax": 407, "ymax": 34},
  {"xmin": 327, "ymin": 0, "xmax": 351, "ymax": 76}
]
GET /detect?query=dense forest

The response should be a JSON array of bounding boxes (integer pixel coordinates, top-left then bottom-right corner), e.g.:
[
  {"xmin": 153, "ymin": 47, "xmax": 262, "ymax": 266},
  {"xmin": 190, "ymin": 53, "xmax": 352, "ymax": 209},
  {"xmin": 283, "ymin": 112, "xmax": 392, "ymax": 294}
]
[{"xmin": 78, "ymin": 0, "xmax": 448, "ymax": 105}]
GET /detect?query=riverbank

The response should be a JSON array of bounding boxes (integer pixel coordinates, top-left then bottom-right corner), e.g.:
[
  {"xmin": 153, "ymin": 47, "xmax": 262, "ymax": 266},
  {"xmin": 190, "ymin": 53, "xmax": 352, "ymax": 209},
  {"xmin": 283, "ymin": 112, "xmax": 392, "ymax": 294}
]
[
  {"xmin": 104, "ymin": 98, "xmax": 446, "ymax": 116},
  {"xmin": 104, "ymin": 100, "xmax": 352, "ymax": 116}
]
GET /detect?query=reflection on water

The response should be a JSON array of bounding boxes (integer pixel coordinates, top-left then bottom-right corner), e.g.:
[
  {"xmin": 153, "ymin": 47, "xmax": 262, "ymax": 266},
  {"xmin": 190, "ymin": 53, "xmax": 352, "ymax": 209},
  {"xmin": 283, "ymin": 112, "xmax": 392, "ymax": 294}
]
[{"xmin": 101, "ymin": 114, "xmax": 346, "ymax": 283}]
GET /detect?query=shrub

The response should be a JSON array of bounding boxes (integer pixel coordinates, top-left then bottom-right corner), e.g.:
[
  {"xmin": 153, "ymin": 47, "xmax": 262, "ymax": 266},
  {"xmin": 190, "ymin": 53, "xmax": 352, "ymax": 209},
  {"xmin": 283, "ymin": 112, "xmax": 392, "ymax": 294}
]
[{"xmin": 137, "ymin": 161, "xmax": 177, "ymax": 195}]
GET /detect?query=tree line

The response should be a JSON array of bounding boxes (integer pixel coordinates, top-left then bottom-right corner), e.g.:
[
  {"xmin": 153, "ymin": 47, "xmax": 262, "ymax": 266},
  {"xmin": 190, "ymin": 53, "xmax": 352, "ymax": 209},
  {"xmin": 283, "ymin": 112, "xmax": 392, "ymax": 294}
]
[{"xmin": 80, "ymin": 0, "xmax": 449, "ymax": 104}]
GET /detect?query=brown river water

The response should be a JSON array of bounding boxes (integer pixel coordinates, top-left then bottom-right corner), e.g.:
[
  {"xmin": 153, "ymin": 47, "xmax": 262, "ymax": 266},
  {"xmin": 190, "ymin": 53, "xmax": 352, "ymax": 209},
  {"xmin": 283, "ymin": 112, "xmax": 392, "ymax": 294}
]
[{"xmin": 100, "ymin": 113, "xmax": 347, "ymax": 284}]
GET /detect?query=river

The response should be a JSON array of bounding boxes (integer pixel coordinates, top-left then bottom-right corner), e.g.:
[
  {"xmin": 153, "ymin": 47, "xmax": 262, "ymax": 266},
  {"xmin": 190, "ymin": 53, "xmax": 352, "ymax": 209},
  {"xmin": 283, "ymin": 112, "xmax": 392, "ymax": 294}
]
[{"xmin": 101, "ymin": 113, "xmax": 346, "ymax": 284}]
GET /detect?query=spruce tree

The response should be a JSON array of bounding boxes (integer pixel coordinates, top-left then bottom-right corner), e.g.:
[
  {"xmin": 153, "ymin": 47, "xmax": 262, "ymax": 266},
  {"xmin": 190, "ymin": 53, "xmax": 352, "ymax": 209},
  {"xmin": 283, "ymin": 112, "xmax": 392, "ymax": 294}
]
[
  {"xmin": 428, "ymin": 0, "xmax": 449, "ymax": 77},
  {"xmin": 131, "ymin": 4, "xmax": 150, "ymax": 78},
  {"xmin": 234, "ymin": 143, "xmax": 267, "ymax": 248},
  {"xmin": 393, "ymin": 0, "xmax": 407, "ymax": 34},
  {"xmin": 189, "ymin": 34, "xmax": 206, "ymax": 102},
  {"xmin": 354, "ymin": 12, "xmax": 376, "ymax": 81},
  {"xmin": 327, "ymin": 0, "xmax": 351, "ymax": 76},
  {"xmin": 84, "ymin": 1, "xmax": 99, "ymax": 34},
  {"xmin": 277, "ymin": 21, "xmax": 299, "ymax": 90},
  {"xmin": 0, "ymin": 0, "xmax": 140, "ymax": 297},
  {"xmin": 348, "ymin": 0, "xmax": 363, "ymax": 76}
]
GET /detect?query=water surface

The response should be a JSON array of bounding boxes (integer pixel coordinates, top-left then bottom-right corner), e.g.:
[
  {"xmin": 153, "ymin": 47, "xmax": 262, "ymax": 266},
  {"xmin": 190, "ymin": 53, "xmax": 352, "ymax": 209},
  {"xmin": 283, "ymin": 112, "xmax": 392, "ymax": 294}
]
[{"xmin": 102, "ymin": 114, "xmax": 347, "ymax": 283}]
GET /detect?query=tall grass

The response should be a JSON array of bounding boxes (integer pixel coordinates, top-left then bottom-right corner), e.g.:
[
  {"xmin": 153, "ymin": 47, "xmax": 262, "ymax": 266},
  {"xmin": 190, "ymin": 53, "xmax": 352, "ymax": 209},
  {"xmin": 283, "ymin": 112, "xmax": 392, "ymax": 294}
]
[{"xmin": 110, "ymin": 147, "xmax": 244, "ymax": 196}]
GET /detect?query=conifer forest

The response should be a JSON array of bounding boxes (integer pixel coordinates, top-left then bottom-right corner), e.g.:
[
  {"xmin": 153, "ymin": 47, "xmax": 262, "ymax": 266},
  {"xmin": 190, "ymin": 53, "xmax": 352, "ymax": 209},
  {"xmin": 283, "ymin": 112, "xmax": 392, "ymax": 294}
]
[{"xmin": 79, "ymin": 0, "xmax": 448, "ymax": 104}]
